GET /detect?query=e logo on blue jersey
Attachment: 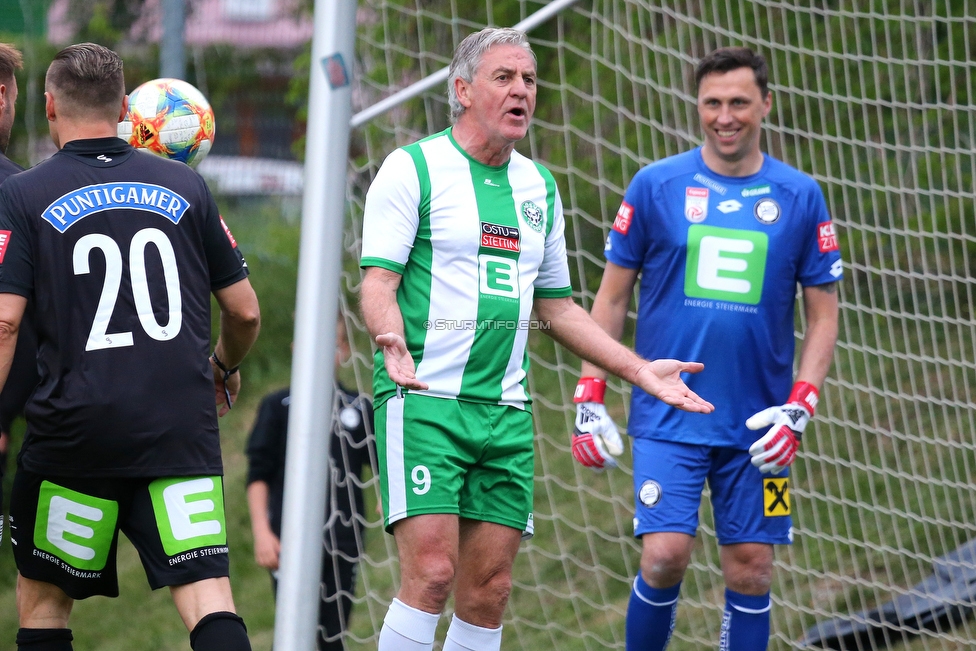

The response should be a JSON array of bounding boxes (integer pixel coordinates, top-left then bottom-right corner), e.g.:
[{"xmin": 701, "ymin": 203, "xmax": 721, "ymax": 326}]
[
  {"xmin": 42, "ymin": 183, "xmax": 190, "ymax": 233},
  {"xmin": 684, "ymin": 225, "xmax": 767, "ymax": 305}
]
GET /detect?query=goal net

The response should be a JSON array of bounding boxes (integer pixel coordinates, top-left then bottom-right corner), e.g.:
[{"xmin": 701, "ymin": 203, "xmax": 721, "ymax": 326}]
[{"xmin": 337, "ymin": 1, "xmax": 976, "ymax": 650}]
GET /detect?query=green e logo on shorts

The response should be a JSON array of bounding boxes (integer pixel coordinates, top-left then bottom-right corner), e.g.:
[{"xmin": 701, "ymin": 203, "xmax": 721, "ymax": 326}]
[
  {"xmin": 479, "ymin": 254, "xmax": 519, "ymax": 299},
  {"xmin": 685, "ymin": 225, "xmax": 768, "ymax": 305},
  {"xmin": 149, "ymin": 476, "xmax": 226, "ymax": 556},
  {"xmin": 35, "ymin": 481, "xmax": 118, "ymax": 571}
]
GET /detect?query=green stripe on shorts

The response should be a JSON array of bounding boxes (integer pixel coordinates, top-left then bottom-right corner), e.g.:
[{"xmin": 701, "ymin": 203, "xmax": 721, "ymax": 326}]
[{"xmin": 377, "ymin": 393, "xmax": 534, "ymax": 534}]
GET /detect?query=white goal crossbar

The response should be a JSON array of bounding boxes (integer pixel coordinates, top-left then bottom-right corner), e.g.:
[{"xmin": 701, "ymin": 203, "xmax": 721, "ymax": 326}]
[{"xmin": 350, "ymin": 0, "xmax": 581, "ymax": 128}]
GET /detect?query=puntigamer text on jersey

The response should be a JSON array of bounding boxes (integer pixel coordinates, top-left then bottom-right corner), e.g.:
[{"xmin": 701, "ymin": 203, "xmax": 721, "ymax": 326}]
[{"xmin": 42, "ymin": 182, "xmax": 190, "ymax": 233}]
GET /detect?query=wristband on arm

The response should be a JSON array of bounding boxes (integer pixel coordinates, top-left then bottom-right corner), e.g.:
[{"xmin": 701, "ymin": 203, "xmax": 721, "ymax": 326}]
[{"xmin": 211, "ymin": 351, "xmax": 240, "ymax": 409}]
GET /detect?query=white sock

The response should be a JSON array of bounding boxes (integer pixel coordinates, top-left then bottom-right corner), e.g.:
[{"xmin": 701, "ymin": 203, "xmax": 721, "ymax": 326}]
[
  {"xmin": 377, "ymin": 598, "xmax": 441, "ymax": 651},
  {"xmin": 442, "ymin": 614, "xmax": 503, "ymax": 651}
]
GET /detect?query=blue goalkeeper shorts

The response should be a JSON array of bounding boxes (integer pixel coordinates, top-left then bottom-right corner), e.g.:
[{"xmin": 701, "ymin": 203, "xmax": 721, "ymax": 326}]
[{"xmin": 631, "ymin": 437, "xmax": 793, "ymax": 545}]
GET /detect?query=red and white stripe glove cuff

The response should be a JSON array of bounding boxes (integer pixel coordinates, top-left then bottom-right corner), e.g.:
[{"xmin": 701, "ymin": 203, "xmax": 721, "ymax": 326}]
[
  {"xmin": 574, "ymin": 377, "xmax": 606, "ymax": 404},
  {"xmin": 788, "ymin": 381, "xmax": 819, "ymax": 417}
]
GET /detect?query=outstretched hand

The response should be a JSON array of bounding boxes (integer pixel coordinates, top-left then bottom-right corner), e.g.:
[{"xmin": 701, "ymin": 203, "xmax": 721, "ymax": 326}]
[
  {"xmin": 375, "ymin": 333, "xmax": 428, "ymax": 391},
  {"xmin": 634, "ymin": 359, "xmax": 713, "ymax": 413}
]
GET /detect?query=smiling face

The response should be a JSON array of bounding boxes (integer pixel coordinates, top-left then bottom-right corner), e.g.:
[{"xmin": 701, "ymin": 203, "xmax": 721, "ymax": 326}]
[
  {"xmin": 697, "ymin": 66, "xmax": 771, "ymax": 177},
  {"xmin": 453, "ymin": 43, "xmax": 537, "ymax": 165}
]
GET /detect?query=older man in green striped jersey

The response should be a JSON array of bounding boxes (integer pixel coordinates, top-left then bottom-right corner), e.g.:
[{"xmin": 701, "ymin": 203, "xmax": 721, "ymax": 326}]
[{"xmin": 360, "ymin": 26, "xmax": 714, "ymax": 651}]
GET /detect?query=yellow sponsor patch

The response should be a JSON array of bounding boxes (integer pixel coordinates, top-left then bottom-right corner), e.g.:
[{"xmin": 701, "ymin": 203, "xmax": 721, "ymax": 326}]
[{"xmin": 763, "ymin": 477, "xmax": 790, "ymax": 516}]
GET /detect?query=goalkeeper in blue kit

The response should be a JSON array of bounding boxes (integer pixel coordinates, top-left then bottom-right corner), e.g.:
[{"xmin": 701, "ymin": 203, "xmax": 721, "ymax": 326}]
[{"xmin": 574, "ymin": 47, "xmax": 842, "ymax": 650}]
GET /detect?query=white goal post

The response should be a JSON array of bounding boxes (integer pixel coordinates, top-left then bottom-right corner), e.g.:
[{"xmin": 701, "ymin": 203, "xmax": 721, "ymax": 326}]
[
  {"xmin": 288, "ymin": 2, "xmax": 976, "ymax": 650},
  {"xmin": 276, "ymin": 1, "xmax": 356, "ymax": 649}
]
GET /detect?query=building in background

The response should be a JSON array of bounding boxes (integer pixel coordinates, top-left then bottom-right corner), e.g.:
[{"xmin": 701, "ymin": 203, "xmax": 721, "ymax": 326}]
[{"xmin": 42, "ymin": 0, "xmax": 310, "ymax": 194}]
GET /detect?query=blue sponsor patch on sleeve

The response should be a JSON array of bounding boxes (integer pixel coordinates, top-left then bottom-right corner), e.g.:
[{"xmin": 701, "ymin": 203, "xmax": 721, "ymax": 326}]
[{"xmin": 42, "ymin": 183, "xmax": 191, "ymax": 233}]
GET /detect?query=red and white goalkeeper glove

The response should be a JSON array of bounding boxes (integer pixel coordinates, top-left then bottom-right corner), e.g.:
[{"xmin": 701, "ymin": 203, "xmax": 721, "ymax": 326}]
[
  {"xmin": 572, "ymin": 377, "xmax": 624, "ymax": 469},
  {"xmin": 746, "ymin": 382, "xmax": 819, "ymax": 475}
]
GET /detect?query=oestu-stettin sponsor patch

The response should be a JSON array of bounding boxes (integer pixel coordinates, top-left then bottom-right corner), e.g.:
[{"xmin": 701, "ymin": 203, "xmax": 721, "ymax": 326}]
[{"xmin": 481, "ymin": 222, "xmax": 520, "ymax": 252}]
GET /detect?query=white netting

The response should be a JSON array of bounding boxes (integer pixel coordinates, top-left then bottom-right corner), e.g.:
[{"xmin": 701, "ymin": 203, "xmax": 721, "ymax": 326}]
[{"xmin": 339, "ymin": 2, "xmax": 976, "ymax": 650}]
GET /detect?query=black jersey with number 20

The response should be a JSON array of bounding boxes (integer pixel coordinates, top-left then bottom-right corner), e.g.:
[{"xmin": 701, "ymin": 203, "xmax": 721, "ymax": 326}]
[{"xmin": 0, "ymin": 138, "xmax": 248, "ymax": 478}]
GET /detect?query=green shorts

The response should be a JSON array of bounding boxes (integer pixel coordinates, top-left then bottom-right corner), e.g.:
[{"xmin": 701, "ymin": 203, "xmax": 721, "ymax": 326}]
[{"xmin": 376, "ymin": 393, "xmax": 534, "ymax": 535}]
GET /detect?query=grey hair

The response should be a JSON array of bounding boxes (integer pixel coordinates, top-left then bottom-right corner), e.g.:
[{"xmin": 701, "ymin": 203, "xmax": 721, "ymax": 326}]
[{"xmin": 447, "ymin": 27, "xmax": 536, "ymax": 123}]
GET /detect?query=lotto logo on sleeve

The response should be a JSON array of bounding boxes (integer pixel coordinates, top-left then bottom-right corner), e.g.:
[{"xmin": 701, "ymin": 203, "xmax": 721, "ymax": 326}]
[
  {"xmin": 612, "ymin": 201, "xmax": 634, "ymax": 235},
  {"xmin": 817, "ymin": 221, "xmax": 839, "ymax": 252},
  {"xmin": 0, "ymin": 230, "xmax": 11, "ymax": 263}
]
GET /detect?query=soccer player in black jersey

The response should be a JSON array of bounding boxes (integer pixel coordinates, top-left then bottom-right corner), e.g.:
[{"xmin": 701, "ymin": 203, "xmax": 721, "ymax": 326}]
[
  {"xmin": 0, "ymin": 42, "xmax": 21, "ymax": 175},
  {"xmin": 0, "ymin": 43, "xmax": 261, "ymax": 651},
  {"xmin": 0, "ymin": 41, "xmax": 27, "ymax": 545}
]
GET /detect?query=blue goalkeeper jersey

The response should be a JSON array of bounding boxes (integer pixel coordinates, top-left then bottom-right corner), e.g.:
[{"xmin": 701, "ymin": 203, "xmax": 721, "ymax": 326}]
[{"xmin": 606, "ymin": 148, "xmax": 843, "ymax": 449}]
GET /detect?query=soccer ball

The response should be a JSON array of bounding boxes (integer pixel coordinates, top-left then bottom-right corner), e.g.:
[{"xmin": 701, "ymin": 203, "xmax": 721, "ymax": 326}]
[{"xmin": 118, "ymin": 78, "xmax": 215, "ymax": 167}]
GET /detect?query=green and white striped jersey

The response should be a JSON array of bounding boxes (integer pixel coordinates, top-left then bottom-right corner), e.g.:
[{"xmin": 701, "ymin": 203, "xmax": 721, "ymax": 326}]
[{"xmin": 361, "ymin": 128, "xmax": 572, "ymax": 410}]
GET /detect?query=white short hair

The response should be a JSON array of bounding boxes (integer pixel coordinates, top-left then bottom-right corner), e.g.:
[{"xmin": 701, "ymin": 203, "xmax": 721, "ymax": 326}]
[{"xmin": 447, "ymin": 27, "xmax": 535, "ymax": 123}]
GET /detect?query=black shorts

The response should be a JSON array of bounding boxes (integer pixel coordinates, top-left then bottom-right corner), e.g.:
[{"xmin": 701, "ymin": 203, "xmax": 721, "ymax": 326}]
[{"xmin": 10, "ymin": 469, "xmax": 231, "ymax": 600}]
